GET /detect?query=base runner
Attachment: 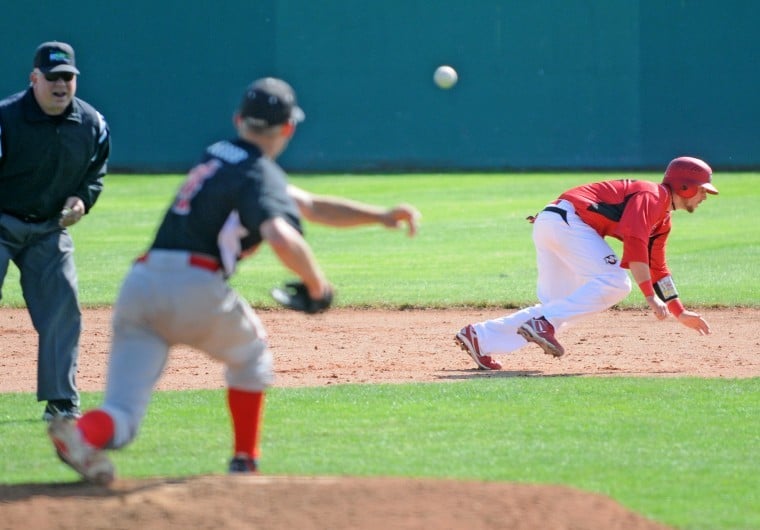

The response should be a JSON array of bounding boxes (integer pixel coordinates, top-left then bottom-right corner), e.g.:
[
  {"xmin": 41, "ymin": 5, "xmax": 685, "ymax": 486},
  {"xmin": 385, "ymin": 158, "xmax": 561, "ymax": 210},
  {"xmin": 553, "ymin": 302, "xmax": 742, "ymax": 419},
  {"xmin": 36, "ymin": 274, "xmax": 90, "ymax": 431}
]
[{"xmin": 456, "ymin": 156, "xmax": 716, "ymax": 370}]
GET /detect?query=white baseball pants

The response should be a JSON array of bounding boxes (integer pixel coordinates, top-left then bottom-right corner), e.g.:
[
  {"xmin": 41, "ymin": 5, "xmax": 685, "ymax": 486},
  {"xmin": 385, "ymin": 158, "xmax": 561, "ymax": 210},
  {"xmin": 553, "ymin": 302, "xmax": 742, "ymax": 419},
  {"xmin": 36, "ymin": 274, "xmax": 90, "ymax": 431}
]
[{"xmin": 473, "ymin": 200, "xmax": 631, "ymax": 355}]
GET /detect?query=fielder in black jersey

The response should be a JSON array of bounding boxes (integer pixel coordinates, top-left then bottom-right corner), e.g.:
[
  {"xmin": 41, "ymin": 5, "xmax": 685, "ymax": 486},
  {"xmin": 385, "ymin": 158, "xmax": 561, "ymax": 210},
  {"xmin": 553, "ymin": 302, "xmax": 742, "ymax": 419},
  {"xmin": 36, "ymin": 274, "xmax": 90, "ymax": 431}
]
[
  {"xmin": 48, "ymin": 77, "xmax": 421, "ymax": 484},
  {"xmin": 0, "ymin": 42, "xmax": 110, "ymax": 422},
  {"xmin": 151, "ymin": 138, "xmax": 302, "ymax": 266}
]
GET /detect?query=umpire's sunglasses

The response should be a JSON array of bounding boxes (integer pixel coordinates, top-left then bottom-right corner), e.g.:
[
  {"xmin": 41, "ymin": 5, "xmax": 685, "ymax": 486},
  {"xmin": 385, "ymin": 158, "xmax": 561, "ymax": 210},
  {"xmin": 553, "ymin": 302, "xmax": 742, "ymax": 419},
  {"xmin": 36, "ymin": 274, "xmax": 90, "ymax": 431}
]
[{"xmin": 44, "ymin": 72, "xmax": 75, "ymax": 82}]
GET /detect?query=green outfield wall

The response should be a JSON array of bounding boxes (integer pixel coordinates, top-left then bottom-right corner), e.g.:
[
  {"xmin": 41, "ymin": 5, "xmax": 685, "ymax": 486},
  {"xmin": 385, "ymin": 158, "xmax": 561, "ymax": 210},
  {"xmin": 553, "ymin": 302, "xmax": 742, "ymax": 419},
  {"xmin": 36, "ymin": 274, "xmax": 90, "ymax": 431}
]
[{"xmin": 1, "ymin": 1, "xmax": 757, "ymax": 172}]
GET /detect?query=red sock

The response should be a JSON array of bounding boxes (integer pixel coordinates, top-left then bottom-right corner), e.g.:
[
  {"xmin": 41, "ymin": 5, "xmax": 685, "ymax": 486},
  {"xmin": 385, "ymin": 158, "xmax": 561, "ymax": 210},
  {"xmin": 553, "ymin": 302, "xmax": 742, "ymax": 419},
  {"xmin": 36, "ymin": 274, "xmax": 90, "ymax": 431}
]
[
  {"xmin": 227, "ymin": 388, "xmax": 265, "ymax": 459},
  {"xmin": 77, "ymin": 409, "xmax": 115, "ymax": 449}
]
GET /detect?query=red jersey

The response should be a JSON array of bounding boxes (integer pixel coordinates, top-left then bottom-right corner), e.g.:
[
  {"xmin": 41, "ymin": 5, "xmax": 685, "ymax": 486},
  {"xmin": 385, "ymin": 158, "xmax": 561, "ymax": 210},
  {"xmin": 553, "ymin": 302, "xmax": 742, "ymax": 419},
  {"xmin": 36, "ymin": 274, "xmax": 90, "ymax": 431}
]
[{"xmin": 559, "ymin": 179, "xmax": 673, "ymax": 281}]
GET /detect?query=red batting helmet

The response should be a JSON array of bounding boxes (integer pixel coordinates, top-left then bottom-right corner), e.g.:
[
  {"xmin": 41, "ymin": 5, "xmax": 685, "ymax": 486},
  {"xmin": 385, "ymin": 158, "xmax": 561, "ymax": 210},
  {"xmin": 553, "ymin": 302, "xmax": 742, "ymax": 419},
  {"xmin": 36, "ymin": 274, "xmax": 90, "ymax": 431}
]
[{"xmin": 662, "ymin": 156, "xmax": 718, "ymax": 198}]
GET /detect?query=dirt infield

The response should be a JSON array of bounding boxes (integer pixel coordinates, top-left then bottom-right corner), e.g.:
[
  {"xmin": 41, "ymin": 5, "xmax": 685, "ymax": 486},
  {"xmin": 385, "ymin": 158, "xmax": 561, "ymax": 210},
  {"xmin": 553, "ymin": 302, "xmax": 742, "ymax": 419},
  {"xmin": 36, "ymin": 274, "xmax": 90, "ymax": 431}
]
[{"xmin": 2, "ymin": 306, "xmax": 758, "ymax": 529}]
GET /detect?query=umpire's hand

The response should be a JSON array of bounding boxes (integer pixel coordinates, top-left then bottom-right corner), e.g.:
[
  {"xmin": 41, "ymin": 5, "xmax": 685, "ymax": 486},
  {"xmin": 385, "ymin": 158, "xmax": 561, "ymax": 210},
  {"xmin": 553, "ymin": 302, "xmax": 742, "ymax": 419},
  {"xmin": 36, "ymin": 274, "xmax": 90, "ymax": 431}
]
[{"xmin": 60, "ymin": 196, "xmax": 85, "ymax": 227}]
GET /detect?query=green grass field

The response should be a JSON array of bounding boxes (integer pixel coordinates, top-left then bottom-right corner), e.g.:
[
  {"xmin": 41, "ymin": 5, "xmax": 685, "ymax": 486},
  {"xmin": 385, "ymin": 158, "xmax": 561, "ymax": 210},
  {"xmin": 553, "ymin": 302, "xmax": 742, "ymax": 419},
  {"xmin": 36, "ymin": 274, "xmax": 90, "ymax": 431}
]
[
  {"xmin": 1, "ymin": 172, "xmax": 758, "ymax": 307},
  {"xmin": 1, "ymin": 172, "xmax": 759, "ymax": 530}
]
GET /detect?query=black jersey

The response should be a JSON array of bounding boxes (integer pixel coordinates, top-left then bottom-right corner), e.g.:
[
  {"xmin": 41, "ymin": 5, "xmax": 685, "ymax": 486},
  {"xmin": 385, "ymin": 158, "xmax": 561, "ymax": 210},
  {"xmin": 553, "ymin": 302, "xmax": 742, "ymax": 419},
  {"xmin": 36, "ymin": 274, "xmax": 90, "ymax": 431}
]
[
  {"xmin": 0, "ymin": 88, "xmax": 110, "ymax": 221},
  {"xmin": 151, "ymin": 138, "xmax": 302, "ymax": 266}
]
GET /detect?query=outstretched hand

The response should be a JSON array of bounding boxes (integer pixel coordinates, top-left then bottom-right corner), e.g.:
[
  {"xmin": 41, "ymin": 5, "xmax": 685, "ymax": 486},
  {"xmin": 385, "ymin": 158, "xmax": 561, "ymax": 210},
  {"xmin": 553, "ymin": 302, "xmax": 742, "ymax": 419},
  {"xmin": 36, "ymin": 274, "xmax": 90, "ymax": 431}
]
[
  {"xmin": 381, "ymin": 204, "xmax": 421, "ymax": 237},
  {"xmin": 645, "ymin": 295, "xmax": 669, "ymax": 320},
  {"xmin": 677, "ymin": 311, "xmax": 712, "ymax": 335}
]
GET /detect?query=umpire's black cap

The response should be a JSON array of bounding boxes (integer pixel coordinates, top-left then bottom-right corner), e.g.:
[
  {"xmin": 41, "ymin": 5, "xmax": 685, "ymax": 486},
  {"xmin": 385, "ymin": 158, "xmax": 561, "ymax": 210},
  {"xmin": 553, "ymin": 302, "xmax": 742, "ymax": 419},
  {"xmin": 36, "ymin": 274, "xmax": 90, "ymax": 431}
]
[
  {"xmin": 239, "ymin": 78, "xmax": 305, "ymax": 128},
  {"xmin": 34, "ymin": 41, "xmax": 80, "ymax": 75}
]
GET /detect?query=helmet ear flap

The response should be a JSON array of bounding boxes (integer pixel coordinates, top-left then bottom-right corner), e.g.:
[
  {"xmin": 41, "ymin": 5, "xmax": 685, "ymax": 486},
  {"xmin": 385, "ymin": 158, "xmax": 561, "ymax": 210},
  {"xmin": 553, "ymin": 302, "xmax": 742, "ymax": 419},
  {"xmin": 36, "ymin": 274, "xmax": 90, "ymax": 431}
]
[{"xmin": 678, "ymin": 183, "xmax": 697, "ymax": 198}]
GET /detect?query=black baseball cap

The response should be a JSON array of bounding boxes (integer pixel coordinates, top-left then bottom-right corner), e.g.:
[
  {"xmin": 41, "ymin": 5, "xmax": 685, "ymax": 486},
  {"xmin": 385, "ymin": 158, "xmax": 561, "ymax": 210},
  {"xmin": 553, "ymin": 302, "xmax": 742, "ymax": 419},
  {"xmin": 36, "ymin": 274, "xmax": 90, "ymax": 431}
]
[
  {"xmin": 238, "ymin": 77, "xmax": 305, "ymax": 127},
  {"xmin": 34, "ymin": 41, "xmax": 80, "ymax": 75}
]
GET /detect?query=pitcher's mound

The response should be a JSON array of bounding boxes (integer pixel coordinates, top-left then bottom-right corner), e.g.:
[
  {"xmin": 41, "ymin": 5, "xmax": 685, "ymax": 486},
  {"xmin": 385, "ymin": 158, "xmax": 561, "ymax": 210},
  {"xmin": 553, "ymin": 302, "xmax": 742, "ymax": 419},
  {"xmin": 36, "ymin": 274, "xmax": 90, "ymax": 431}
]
[{"xmin": 0, "ymin": 475, "xmax": 672, "ymax": 529}]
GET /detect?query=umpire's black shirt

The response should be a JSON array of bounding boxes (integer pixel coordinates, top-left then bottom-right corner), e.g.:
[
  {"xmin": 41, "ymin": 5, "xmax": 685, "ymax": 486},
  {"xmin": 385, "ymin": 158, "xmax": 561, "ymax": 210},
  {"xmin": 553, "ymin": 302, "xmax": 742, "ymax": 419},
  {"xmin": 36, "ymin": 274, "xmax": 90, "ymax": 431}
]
[{"xmin": 0, "ymin": 88, "xmax": 110, "ymax": 222}]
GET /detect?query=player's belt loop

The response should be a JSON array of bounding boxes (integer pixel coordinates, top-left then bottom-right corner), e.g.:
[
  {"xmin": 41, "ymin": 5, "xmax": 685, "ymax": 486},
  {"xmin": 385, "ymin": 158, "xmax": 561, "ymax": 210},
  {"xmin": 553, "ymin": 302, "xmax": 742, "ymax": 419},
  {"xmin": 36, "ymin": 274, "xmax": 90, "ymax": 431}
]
[{"xmin": 542, "ymin": 206, "xmax": 569, "ymax": 224}]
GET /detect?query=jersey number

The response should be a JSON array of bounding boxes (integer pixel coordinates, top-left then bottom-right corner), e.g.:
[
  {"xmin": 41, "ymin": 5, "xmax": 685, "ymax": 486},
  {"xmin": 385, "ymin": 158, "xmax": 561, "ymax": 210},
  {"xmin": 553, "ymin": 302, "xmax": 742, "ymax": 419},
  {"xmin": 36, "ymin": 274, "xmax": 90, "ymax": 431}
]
[{"xmin": 171, "ymin": 159, "xmax": 221, "ymax": 214}]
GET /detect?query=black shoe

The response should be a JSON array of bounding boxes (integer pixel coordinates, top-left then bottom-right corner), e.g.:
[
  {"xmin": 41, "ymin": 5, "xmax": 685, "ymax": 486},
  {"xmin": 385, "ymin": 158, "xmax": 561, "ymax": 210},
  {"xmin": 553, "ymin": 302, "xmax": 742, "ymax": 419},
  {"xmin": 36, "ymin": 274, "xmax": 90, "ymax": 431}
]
[
  {"xmin": 42, "ymin": 400, "xmax": 82, "ymax": 422},
  {"xmin": 229, "ymin": 456, "xmax": 258, "ymax": 474}
]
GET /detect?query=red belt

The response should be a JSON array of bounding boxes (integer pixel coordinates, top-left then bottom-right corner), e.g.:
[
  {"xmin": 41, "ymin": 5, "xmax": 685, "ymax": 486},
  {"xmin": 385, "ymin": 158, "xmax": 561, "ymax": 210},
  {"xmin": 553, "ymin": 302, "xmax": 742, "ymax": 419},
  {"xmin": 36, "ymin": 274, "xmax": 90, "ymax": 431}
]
[{"xmin": 135, "ymin": 252, "xmax": 222, "ymax": 273}]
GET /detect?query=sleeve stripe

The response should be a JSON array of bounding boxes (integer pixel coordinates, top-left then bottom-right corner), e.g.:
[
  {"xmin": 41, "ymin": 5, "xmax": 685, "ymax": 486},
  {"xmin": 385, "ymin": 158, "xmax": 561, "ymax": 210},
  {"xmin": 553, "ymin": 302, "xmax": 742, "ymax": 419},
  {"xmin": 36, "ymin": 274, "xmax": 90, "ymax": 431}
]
[{"xmin": 97, "ymin": 112, "xmax": 108, "ymax": 144}]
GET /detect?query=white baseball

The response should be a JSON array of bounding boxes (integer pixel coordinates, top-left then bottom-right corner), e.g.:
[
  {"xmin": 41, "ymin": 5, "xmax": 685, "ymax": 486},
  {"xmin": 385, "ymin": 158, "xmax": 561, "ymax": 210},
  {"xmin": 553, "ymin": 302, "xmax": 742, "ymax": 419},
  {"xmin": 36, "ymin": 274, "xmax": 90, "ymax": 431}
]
[{"xmin": 433, "ymin": 65, "xmax": 458, "ymax": 89}]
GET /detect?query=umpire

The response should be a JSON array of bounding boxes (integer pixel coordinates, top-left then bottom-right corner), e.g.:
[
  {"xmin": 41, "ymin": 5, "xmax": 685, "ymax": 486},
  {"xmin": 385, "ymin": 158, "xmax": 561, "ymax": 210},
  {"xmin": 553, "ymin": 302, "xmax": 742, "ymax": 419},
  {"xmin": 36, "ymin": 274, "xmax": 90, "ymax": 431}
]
[{"xmin": 0, "ymin": 41, "xmax": 110, "ymax": 420}]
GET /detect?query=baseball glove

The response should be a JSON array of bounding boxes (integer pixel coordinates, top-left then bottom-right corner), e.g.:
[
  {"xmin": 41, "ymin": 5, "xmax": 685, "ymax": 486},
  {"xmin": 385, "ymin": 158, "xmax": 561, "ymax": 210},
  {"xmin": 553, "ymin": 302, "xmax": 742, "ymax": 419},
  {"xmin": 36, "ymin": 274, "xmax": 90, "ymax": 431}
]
[{"xmin": 270, "ymin": 281, "xmax": 333, "ymax": 314}]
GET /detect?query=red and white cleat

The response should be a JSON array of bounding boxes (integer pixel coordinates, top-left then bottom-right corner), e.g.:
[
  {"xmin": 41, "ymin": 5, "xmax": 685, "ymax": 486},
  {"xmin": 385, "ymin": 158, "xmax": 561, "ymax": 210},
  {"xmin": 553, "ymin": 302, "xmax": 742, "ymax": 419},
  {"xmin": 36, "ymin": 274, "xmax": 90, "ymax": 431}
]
[
  {"xmin": 517, "ymin": 316, "xmax": 565, "ymax": 357},
  {"xmin": 455, "ymin": 325, "xmax": 503, "ymax": 370},
  {"xmin": 48, "ymin": 416, "xmax": 114, "ymax": 486}
]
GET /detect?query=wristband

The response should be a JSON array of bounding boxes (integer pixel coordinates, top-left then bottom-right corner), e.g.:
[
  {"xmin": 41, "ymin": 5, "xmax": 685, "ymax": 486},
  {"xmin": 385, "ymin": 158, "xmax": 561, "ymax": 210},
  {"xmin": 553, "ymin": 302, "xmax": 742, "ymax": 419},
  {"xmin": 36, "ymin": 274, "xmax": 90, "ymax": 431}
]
[
  {"xmin": 667, "ymin": 299, "xmax": 685, "ymax": 317},
  {"xmin": 638, "ymin": 280, "xmax": 655, "ymax": 297},
  {"xmin": 654, "ymin": 275, "xmax": 679, "ymax": 301}
]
